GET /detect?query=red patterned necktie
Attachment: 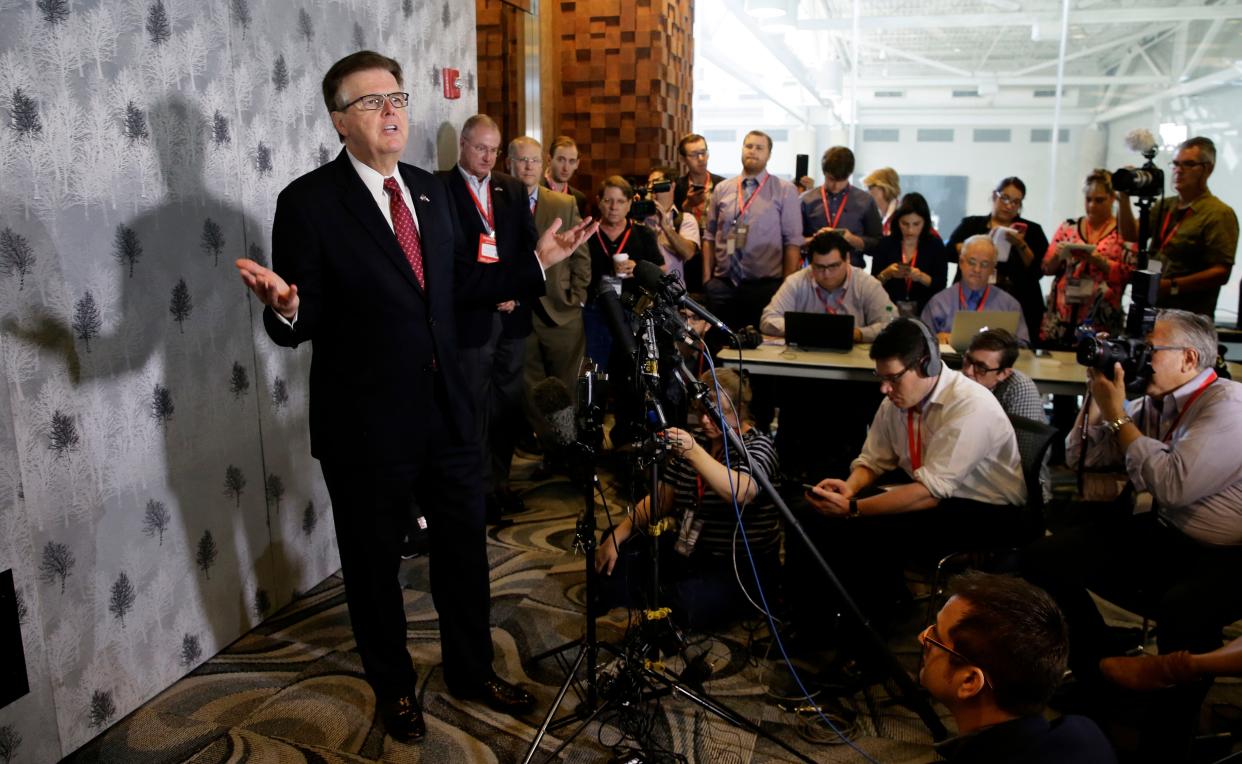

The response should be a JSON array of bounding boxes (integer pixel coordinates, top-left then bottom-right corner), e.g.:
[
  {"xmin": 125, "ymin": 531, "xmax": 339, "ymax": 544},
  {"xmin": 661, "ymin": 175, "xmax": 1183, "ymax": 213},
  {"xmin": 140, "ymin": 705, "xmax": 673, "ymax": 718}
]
[{"xmin": 383, "ymin": 176, "xmax": 425, "ymax": 289}]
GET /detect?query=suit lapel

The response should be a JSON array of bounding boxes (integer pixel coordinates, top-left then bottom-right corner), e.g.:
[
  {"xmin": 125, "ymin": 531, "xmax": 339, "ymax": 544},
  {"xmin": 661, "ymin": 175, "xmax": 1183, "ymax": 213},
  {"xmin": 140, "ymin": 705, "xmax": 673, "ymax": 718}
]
[{"xmin": 333, "ymin": 153, "xmax": 424, "ymax": 297}]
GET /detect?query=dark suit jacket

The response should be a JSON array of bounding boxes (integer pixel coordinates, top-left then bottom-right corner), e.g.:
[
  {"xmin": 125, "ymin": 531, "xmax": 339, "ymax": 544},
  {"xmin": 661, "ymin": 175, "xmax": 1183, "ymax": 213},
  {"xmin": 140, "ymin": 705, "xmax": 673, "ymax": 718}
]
[
  {"xmin": 674, "ymin": 172, "xmax": 726, "ymax": 211},
  {"xmin": 533, "ymin": 186, "xmax": 590, "ymax": 326},
  {"xmin": 440, "ymin": 168, "xmax": 543, "ymax": 345},
  {"xmin": 263, "ymin": 150, "xmax": 542, "ymax": 463}
]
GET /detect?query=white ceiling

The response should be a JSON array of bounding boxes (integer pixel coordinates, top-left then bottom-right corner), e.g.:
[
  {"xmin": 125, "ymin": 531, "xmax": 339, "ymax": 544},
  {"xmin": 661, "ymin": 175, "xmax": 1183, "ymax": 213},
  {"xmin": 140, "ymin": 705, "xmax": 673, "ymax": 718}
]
[{"xmin": 697, "ymin": 0, "xmax": 1242, "ymax": 126}]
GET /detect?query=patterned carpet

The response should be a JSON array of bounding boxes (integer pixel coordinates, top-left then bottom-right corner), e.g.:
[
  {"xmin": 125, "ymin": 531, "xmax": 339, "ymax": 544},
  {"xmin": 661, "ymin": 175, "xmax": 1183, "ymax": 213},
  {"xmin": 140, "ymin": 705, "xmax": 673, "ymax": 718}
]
[
  {"xmin": 62, "ymin": 453, "xmax": 950, "ymax": 763},
  {"xmin": 60, "ymin": 455, "xmax": 1242, "ymax": 763}
]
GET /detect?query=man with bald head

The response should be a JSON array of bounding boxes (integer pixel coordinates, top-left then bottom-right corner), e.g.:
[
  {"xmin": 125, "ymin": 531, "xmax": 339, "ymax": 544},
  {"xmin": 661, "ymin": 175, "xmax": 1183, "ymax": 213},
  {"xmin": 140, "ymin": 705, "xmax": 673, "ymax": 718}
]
[
  {"xmin": 439, "ymin": 115, "xmax": 546, "ymax": 522},
  {"xmin": 507, "ymin": 136, "xmax": 590, "ymax": 455},
  {"xmin": 922, "ymin": 234, "xmax": 1029, "ymax": 346}
]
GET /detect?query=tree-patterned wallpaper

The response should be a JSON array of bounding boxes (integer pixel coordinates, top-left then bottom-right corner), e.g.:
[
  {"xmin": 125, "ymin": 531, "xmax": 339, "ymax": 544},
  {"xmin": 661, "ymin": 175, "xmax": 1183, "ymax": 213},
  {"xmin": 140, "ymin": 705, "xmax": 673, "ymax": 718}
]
[{"xmin": 0, "ymin": 1, "xmax": 478, "ymax": 759}]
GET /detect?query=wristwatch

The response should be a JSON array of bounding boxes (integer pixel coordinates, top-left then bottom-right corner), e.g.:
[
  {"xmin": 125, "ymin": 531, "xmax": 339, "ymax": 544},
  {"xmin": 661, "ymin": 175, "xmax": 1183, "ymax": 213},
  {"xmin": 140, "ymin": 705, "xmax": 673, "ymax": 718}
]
[
  {"xmin": 847, "ymin": 498, "xmax": 861, "ymax": 519},
  {"xmin": 1170, "ymin": 278, "xmax": 1180, "ymax": 296},
  {"xmin": 1103, "ymin": 415, "xmax": 1133, "ymax": 435}
]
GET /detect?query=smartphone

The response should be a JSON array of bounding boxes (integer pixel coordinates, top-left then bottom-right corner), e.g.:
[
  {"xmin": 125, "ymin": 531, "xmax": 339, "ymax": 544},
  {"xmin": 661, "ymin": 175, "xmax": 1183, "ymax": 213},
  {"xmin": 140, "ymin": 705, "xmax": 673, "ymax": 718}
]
[
  {"xmin": 802, "ymin": 483, "xmax": 821, "ymax": 494},
  {"xmin": 795, "ymin": 153, "xmax": 809, "ymax": 183},
  {"xmin": 1011, "ymin": 221, "xmax": 1028, "ymax": 235}
]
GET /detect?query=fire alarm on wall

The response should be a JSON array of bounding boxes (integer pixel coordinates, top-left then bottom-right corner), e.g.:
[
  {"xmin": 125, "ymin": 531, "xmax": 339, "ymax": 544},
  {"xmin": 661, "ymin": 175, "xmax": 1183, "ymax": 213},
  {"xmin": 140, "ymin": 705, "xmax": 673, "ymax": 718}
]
[{"xmin": 443, "ymin": 68, "xmax": 461, "ymax": 100}]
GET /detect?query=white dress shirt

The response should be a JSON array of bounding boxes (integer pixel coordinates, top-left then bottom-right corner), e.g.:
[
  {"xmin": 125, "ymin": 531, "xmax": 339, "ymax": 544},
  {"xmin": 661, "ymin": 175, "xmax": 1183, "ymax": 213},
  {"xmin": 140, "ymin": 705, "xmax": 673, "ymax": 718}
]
[
  {"xmin": 348, "ymin": 148, "xmax": 420, "ymax": 234},
  {"xmin": 854, "ymin": 367, "xmax": 1027, "ymax": 506}
]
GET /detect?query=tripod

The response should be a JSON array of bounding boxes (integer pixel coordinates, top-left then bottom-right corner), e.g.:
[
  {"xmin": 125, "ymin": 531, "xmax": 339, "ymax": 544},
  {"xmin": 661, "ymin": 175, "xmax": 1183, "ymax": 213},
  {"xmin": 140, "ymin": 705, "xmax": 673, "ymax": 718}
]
[{"xmin": 523, "ymin": 322, "xmax": 816, "ymax": 764}]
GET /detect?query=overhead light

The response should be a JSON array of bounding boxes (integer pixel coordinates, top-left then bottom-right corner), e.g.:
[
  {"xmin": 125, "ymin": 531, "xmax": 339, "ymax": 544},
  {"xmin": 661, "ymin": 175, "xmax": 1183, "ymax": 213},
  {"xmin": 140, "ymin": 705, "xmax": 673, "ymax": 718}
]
[{"xmin": 745, "ymin": 0, "xmax": 788, "ymax": 18}]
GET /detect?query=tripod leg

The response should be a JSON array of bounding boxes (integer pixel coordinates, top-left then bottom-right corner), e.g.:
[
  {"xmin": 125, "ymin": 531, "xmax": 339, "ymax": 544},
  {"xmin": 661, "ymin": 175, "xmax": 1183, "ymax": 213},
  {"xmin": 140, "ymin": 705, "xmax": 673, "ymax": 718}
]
[{"xmin": 521, "ymin": 645, "xmax": 589, "ymax": 764}]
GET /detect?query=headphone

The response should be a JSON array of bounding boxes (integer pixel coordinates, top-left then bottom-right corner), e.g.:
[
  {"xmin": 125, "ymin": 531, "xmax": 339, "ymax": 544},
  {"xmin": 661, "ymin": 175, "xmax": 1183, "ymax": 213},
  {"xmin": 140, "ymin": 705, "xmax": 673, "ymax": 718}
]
[{"xmin": 897, "ymin": 317, "xmax": 942, "ymax": 377}]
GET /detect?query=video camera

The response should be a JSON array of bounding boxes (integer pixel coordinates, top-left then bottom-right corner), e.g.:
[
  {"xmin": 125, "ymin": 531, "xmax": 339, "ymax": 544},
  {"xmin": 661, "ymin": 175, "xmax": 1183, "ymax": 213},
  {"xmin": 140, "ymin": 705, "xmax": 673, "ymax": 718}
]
[
  {"xmin": 630, "ymin": 178, "xmax": 673, "ymax": 219},
  {"xmin": 1076, "ymin": 129, "xmax": 1164, "ymax": 392}
]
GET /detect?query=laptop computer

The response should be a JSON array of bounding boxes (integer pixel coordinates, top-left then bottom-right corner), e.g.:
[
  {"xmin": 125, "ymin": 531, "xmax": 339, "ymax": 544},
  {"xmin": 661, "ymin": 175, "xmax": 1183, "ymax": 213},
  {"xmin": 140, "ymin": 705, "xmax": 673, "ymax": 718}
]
[
  {"xmin": 785, "ymin": 312, "xmax": 855, "ymax": 351},
  {"xmin": 948, "ymin": 310, "xmax": 1021, "ymax": 353}
]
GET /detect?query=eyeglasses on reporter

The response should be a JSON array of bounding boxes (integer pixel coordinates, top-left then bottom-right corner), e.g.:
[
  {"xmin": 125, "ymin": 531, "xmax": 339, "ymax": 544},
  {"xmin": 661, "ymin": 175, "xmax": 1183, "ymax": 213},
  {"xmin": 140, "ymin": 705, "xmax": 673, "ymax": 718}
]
[{"xmin": 336, "ymin": 92, "xmax": 410, "ymax": 111}]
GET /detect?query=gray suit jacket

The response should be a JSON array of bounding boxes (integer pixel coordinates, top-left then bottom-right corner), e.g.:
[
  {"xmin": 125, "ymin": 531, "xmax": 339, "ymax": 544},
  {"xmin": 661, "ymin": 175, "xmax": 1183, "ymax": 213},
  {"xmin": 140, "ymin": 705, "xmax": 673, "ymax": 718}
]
[{"xmin": 533, "ymin": 186, "xmax": 591, "ymax": 325}]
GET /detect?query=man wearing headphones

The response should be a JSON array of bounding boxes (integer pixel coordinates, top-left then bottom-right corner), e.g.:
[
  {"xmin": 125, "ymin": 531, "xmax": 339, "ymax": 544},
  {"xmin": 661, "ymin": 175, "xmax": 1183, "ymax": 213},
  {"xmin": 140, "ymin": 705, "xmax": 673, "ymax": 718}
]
[{"xmin": 796, "ymin": 318, "xmax": 1026, "ymax": 629}]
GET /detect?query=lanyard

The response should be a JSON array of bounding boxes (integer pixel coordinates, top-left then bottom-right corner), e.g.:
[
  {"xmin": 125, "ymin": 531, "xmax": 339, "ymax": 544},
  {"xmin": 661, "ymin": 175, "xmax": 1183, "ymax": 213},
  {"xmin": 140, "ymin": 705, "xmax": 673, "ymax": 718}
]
[
  {"xmin": 1161, "ymin": 371, "xmax": 1217, "ymax": 443},
  {"xmin": 695, "ymin": 474, "xmax": 705, "ymax": 507},
  {"xmin": 814, "ymin": 268, "xmax": 851, "ymax": 314},
  {"xmin": 907, "ymin": 409, "xmax": 924, "ymax": 471},
  {"xmin": 820, "ymin": 186, "xmax": 848, "ymax": 230},
  {"xmin": 465, "ymin": 178, "xmax": 494, "ymax": 234},
  {"xmin": 958, "ymin": 284, "xmax": 991, "ymax": 311},
  {"xmin": 595, "ymin": 222, "xmax": 633, "ymax": 257},
  {"xmin": 735, "ymin": 174, "xmax": 770, "ymax": 221},
  {"xmin": 1158, "ymin": 205, "xmax": 1193, "ymax": 252},
  {"xmin": 1080, "ymin": 218, "xmax": 1115, "ymax": 245},
  {"xmin": 902, "ymin": 243, "xmax": 919, "ymax": 293},
  {"xmin": 545, "ymin": 174, "xmax": 569, "ymax": 194}
]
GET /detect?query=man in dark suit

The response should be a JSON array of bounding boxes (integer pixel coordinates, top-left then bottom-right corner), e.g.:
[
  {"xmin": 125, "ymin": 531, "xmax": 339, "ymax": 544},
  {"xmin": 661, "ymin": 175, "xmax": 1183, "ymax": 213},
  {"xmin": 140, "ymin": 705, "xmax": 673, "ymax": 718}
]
[
  {"xmin": 438, "ymin": 115, "xmax": 541, "ymax": 521},
  {"xmin": 506, "ymin": 136, "xmax": 590, "ymax": 454},
  {"xmin": 234, "ymin": 51, "xmax": 596, "ymax": 743}
]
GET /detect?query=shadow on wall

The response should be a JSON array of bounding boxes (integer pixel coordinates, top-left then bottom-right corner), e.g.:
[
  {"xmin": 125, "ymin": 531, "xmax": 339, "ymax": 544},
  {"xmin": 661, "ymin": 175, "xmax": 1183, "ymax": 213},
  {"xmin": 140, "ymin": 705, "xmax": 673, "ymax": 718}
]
[{"xmin": 437, "ymin": 122, "xmax": 460, "ymax": 172}]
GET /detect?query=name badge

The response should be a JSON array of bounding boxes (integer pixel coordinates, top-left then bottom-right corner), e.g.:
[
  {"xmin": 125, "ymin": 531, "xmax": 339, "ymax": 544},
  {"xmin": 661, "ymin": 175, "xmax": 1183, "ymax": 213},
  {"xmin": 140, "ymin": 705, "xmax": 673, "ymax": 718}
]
[
  {"xmin": 477, "ymin": 233, "xmax": 498, "ymax": 263},
  {"xmin": 1064, "ymin": 277, "xmax": 1093, "ymax": 304}
]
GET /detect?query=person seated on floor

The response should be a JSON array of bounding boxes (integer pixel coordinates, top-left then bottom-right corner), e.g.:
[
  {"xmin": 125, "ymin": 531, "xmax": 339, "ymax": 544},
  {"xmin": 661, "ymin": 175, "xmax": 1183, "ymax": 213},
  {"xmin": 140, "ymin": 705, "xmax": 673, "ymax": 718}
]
[
  {"xmin": 1021, "ymin": 309, "xmax": 1242, "ymax": 761},
  {"xmin": 922, "ymin": 234, "xmax": 1030, "ymax": 346},
  {"xmin": 922, "ymin": 571, "xmax": 1116, "ymax": 764},
  {"xmin": 759, "ymin": 230, "xmax": 895, "ymax": 341},
  {"xmin": 594, "ymin": 367, "xmax": 781, "ymax": 631},
  {"xmin": 788, "ymin": 318, "xmax": 1026, "ymax": 631},
  {"xmin": 1100, "ymin": 633, "xmax": 1242, "ymax": 692},
  {"xmin": 963, "ymin": 328, "xmax": 1050, "ymax": 502}
]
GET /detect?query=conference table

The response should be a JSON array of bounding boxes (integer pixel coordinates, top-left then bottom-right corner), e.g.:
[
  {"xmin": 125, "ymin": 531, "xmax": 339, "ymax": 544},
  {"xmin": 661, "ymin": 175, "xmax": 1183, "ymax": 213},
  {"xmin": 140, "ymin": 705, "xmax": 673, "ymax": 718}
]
[{"xmin": 727, "ymin": 341, "xmax": 1242, "ymax": 397}]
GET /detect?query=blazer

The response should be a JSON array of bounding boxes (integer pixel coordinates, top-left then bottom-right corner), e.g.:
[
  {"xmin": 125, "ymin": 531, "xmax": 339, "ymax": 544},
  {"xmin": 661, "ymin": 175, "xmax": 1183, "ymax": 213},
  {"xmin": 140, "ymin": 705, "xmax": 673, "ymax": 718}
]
[
  {"xmin": 439, "ymin": 168, "xmax": 544, "ymax": 345},
  {"xmin": 263, "ymin": 149, "xmax": 542, "ymax": 463},
  {"xmin": 542, "ymin": 177, "xmax": 589, "ymax": 219},
  {"xmin": 533, "ymin": 186, "xmax": 590, "ymax": 326}
]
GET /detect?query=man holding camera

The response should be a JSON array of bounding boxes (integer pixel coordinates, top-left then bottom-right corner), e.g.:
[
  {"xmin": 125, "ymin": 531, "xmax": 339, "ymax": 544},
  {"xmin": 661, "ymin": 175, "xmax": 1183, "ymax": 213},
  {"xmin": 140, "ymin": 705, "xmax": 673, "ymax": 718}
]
[
  {"xmin": 639, "ymin": 166, "xmax": 700, "ymax": 283},
  {"xmin": 1118, "ymin": 136, "xmax": 1238, "ymax": 317},
  {"xmin": 1022, "ymin": 309, "xmax": 1242, "ymax": 760}
]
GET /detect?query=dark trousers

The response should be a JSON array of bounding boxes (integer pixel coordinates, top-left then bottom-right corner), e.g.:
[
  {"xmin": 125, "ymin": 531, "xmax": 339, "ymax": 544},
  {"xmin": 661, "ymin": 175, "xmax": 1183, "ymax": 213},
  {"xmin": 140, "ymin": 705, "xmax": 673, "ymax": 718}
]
[
  {"xmin": 786, "ymin": 495, "xmax": 1023, "ymax": 632},
  {"xmin": 596, "ymin": 532, "xmax": 781, "ymax": 632},
  {"xmin": 1022, "ymin": 511, "xmax": 1242, "ymax": 761},
  {"xmin": 319, "ymin": 387, "xmax": 493, "ymax": 700},
  {"xmin": 702, "ymin": 276, "xmax": 782, "ymax": 333},
  {"xmin": 459, "ymin": 315, "xmax": 527, "ymax": 493}
]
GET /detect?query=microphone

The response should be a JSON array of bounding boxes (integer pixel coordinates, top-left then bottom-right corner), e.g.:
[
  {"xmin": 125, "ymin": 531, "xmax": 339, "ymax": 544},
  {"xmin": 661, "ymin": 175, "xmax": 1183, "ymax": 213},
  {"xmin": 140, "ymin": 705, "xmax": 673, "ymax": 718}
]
[
  {"xmin": 596, "ymin": 283, "xmax": 638, "ymax": 358},
  {"xmin": 632, "ymin": 260, "xmax": 731, "ymax": 335},
  {"xmin": 531, "ymin": 377, "xmax": 576, "ymax": 449},
  {"xmin": 1125, "ymin": 128, "xmax": 1158, "ymax": 156}
]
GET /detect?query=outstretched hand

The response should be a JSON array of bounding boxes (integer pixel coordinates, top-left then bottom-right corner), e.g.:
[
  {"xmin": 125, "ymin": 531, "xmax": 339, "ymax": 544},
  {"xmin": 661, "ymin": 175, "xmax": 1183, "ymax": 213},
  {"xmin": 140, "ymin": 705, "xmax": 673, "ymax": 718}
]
[
  {"xmin": 536, "ymin": 216, "xmax": 599, "ymax": 269},
  {"xmin": 235, "ymin": 259, "xmax": 298, "ymax": 319}
]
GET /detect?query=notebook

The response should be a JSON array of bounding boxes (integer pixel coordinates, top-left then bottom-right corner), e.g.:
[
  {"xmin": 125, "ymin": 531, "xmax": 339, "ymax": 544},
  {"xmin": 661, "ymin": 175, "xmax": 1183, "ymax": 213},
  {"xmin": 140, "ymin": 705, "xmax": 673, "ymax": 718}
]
[
  {"xmin": 948, "ymin": 310, "xmax": 1021, "ymax": 353},
  {"xmin": 785, "ymin": 312, "xmax": 855, "ymax": 351}
]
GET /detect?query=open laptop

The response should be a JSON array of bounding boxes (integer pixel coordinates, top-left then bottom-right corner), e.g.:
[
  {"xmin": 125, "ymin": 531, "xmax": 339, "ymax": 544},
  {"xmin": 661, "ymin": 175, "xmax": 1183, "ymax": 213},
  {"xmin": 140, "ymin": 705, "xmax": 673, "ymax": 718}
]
[
  {"xmin": 785, "ymin": 312, "xmax": 855, "ymax": 351},
  {"xmin": 947, "ymin": 309, "xmax": 1021, "ymax": 353}
]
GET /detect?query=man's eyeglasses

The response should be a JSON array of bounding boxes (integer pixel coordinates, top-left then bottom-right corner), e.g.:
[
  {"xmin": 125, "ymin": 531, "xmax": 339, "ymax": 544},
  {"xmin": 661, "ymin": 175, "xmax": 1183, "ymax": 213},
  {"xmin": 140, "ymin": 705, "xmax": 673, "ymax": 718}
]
[
  {"xmin": 338, "ymin": 92, "xmax": 409, "ymax": 111},
  {"xmin": 995, "ymin": 193, "xmax": 1023, "ymax": 208},
  {"xmin": 1149, "ymin": 345, "xmax": 1188, "ymax": 354},
  {"xmin": 685, "ymin": 150, "xmax": 708, "ymax": 159},
  {"xmin": 467, "ymin": 143, "xmax": 500, "ymax": 157},
  {"xmin": 511, "ymin": 156, "xmax": 542, "ymax": 166},
  {"xmin": 963, "ymin": 355, "xmax": 1003, "ymax": 375},
  {"xmin": 873, "ymin": 363, "xmax": 916, "ymax": 385},
  {"xmin": 811, "ymin": 261, "xmax": 848, "ymax": 273},
  {"xmin": 1170, "ymin": 160, "xmax": 1209, "ymax": 170},
  {"xmin": 919, "ymin": 624, "xmax": 993, "ymax": 689},
  {"xmin": 962, "ymin": 258, "xmax": 995, "ymax": 270}
]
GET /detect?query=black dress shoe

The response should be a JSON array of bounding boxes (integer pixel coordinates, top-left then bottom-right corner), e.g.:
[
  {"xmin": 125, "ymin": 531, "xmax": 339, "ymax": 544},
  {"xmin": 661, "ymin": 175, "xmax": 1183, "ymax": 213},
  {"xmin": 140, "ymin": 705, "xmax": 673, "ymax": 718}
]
[
  {"xmin": 452, "ymin": 675, "xmax": 535, "ymax": 716},
  {"xmin": 497, "ymin": 488, "xmax": 527, "ymax": 515},
  {"xmin": 378, "ymin": 694, "xmax": 426, "ymax": 742}
]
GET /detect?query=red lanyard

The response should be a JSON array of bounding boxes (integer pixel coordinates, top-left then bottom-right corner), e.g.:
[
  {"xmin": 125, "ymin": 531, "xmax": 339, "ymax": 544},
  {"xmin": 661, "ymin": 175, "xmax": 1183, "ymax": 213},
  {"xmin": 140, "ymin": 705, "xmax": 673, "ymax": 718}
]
[
  {"xmin": 695, "ymin": 475, "xmax": 705, "ymax": 506},
  {"xmin": 465, "ymin": 178, "xmax": 495, "ymax": 233},
  {"xmin": 820, "ymin": 186, "xmax": 848, "ymax": 230},
  {"xmin": 1161, "ymin": 371, "xmax": 1217, "ymax": 443},
  {"xmin": 596, "ymin": 222, "xmax": 633, "ymax": 256},
  {"xmin": 958, "ymin": 284, "xmax": 991, "ymax": 311},
  {"xmin": 545, "ymin": 174, "xmax": 568, "ymax": 194},
  {"xmin": 815, "ymin": 268, "xmax": 851, "ymax": 314},
  {"xmin": 903, "ymin": 243, "xmax": 919, "ymax": 292},
  {"xmin": 735, "ymin": 173, "xmax": 771, "ymax": 221},
  {"xmin": 1158, "ymin": 206, "xmax": 1193, "ymax": 252},
  {"xmin": 907, "ymin": 409, "xmax": 924, "ymax": 471}
]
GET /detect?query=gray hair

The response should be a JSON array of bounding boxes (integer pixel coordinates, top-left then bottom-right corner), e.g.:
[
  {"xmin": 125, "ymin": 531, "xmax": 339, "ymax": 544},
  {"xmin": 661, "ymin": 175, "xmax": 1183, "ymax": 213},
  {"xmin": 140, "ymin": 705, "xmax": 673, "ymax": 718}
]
[
  {"xmin": 1179, "ymin": 136, "xmax": 1216, "ymax": 166},
  {"xmin": 461, "ymin": 113, "xmax": 500, "ymax": 142},
  {"xmin": 1158, "ymin": 309, "xmax": 1218, "ymax": 371},
  {"xmin": 962, "ymin": 234, "xmax": 997, "ymax": 261}
]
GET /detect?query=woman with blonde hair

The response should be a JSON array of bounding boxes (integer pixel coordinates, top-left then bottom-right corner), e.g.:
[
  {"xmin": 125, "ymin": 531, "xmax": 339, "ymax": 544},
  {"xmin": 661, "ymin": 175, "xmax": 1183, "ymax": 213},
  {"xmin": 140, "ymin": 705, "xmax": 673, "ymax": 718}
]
[{"xmin": 863, "ymin": 167, "xmax": 901, "ymax": 235}]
